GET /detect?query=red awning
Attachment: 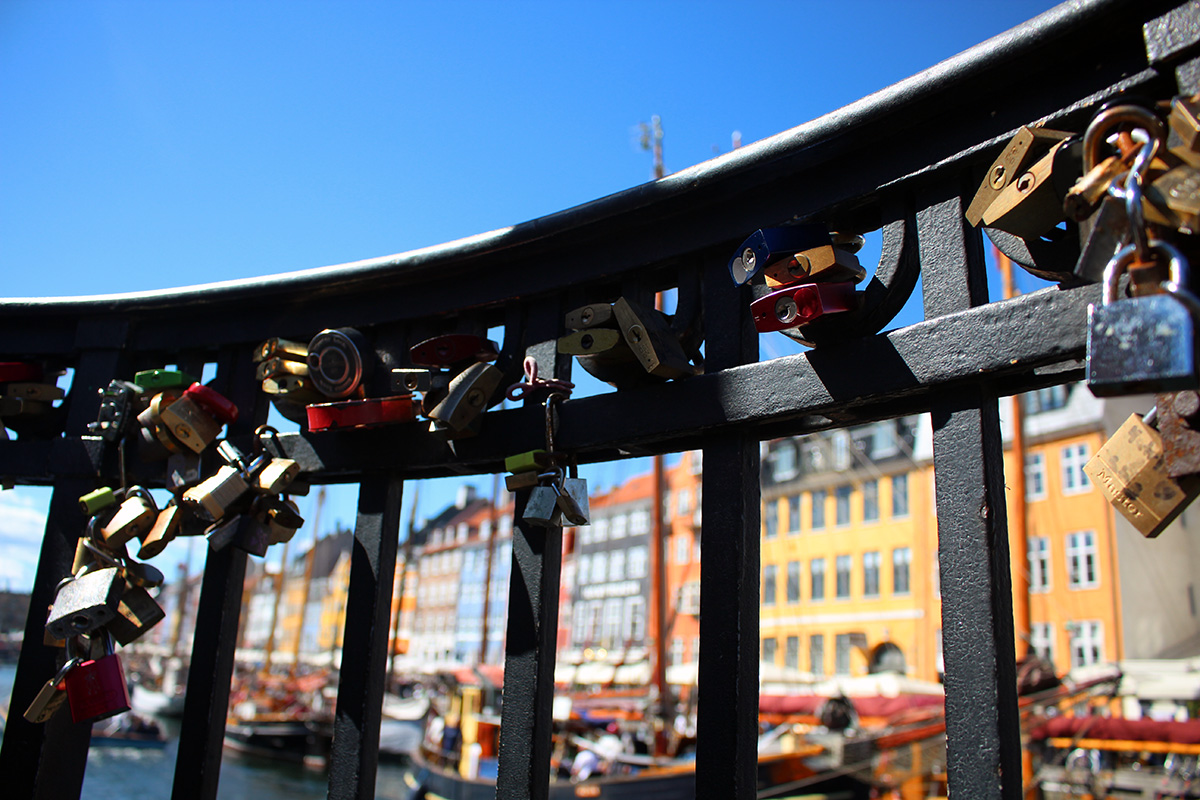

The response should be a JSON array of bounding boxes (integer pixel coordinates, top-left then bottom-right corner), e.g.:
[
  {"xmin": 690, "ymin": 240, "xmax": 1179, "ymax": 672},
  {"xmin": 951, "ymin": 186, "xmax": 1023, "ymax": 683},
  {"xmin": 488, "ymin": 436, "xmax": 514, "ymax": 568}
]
[{"xmin": 1029, "ymin": 716, "xmax": 1200, "ymax": 744}]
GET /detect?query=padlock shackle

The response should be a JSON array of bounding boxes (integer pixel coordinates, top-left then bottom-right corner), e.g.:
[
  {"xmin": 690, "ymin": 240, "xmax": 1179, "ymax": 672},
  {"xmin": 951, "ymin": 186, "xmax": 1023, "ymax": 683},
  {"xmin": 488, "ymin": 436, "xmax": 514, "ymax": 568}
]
[
  {"xmin": 1102, "ymin": 239, "xmax": 1190, "ymax": 305},
  {"xmin": 1083, "ymin": 104, "xmax": 1165, "ymax": 172}
]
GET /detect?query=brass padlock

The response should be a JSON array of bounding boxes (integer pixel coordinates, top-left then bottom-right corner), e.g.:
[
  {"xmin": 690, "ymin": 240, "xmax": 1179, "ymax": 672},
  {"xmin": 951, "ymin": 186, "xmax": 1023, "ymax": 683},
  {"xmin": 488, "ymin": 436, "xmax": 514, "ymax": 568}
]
[
  {"xmin": 967, "ymin": 126, "xmax": 1073, "ymax": 227},
  {"xmin": 981, "ymin": 138, "xmax": 1079, "ymax": 239},
  {"xmin": 46, "ymin": 566, "xmax": 124, "ymax": 640},
  {"xmin": 254, "ymin": 458, "xmax": 301, "ymax": 495},
  {"xmin": 1145, "ymin": 165, "xmax": 1200, "ymax": 234},
  {"xmin": 1084, "ymin": 412, "xmax": 1200, "ymax": 538},
  {"xmin": 159, "ymin": 395, "xmax": 224, "ymax": 454},
  {"xmin": 99, "ymin": 487, "xmax": 158, "ymax": 549},
  {"xmin": 106, "ymin": 582, "xmax": 166, "ymax": 646},
  {"xmin": 255, "ymin": 337, "xmax": 309, "ymax": 364},
  {"xmin": 183, "ymin": 465, "xmax": 250, "ymax": 521},
  {"xmin": 762, "ymin": 244, "xmax": 866, "ymax": 287},
  {"xmin": 138, "ymin": 503, "xmax": 182, "ymax": 559},
  {"xmin": 5, "ymin": 382, "xmax": 64, "ymax": 402},
  {"xmin": 1168, "ymin": 94, "xmax": 1200, "ymax": 168},
  {"xmin": 612, "ymin": 297, "xmax": 693, "ymax": 379},
  {"xmin": 254, "ymin": 495, "xmax": 304, "ymax": 545}
]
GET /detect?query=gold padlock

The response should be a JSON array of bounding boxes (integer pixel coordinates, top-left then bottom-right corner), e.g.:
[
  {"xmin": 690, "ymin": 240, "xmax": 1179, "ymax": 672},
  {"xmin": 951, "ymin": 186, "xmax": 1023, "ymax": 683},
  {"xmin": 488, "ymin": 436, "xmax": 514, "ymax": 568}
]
[
  {"xmin": 138, "ymin": 503, "xmax": 182, "ymax": 559},
  {"xmin": 183, "ymin": 465, "xmax": 250, "ymax": 521},
  {"xmin": 159, "ymin": 395, "xmax": 223, "ymax": 454},
  {"xmin": 612, "ymin": 297, "xmax": 693, "ymax": 380},
  {"xmin": 966, "ymin": 126, "xmax": 1072, "ymax": 227},
  {"xmin": 1084, "ymin": 413, "xmax": 1200, "ymax": 538},
  {"xmin": 763, "ymin": 245, "xmax": 866, "ymax": 287},
  {"xmin": 254, "ymin": 458, "xmax": 301, "ymax": 495},
  {"xmin": 99, "ymin": 488, "xmax": 158, "ymax": 549},
  {"xmin": 1168, "ymin": 94, "xmax": 1200, "ymax": 168}
]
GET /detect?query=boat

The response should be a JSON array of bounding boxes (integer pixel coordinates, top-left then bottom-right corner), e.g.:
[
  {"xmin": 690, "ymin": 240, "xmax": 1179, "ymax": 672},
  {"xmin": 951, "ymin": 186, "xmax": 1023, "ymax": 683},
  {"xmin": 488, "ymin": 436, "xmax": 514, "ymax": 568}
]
[
  {"xmin": 223, "ymin": 714, "xmax": 334, "ymax": 769},
  {"xmin": 380, "ymin": 691, "xmax": 431, "ymax": 760},
  {"xmin": 89, "ymin": 713, "xmax": 167, "ymax": 749}
]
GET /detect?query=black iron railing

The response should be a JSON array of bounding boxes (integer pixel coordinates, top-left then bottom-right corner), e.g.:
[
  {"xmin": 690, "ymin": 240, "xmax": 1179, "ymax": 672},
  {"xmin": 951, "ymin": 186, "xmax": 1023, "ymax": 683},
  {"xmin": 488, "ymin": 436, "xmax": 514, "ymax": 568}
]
[{"xmin": 2, "ymin": 1, "xmax": 1198, "ymax": 798}]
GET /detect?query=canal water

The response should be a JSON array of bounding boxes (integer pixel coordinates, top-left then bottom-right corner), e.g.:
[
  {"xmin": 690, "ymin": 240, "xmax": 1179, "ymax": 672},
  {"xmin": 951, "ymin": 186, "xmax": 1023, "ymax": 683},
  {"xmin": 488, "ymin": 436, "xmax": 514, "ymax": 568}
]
[{"xmin": 1, "ymin": 664, "xmax": 418, "ymax": 799}]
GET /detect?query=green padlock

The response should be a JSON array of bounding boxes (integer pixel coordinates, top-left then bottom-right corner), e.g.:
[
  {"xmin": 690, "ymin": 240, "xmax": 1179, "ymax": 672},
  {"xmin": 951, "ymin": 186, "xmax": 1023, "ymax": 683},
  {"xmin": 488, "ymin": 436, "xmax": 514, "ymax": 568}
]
[
  {"xmin": 504, "ymin": 449, "xmax": 551, "ymax": 474},
  {"xmin": 134, "ymin": 369, "xmax": 198, "ymax": 392},
  {"xmin": 79, "ymin": 487, "xmax": 116, "ymax": 516}
]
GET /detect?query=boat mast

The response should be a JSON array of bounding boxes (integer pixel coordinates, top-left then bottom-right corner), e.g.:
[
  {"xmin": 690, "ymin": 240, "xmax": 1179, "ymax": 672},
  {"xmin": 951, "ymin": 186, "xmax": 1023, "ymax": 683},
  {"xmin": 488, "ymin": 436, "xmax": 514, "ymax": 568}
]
[
  {"xmin": 388, "ymin": 483, "xmax": 420, "ymax": 687},
  {"xmin": 479, "ymin": 474, "xmax": 501, "ymax": 665},
  {"xmin": 650, "ymin": 434, "xmax": 671, "ymax": 757},
  {"xmin": 291, "ymin": 486, "xmax": 325, "ymax": 677},
  {"xmin": 263, "ymin": 536, "xmax": 289, "ymax": 675}
]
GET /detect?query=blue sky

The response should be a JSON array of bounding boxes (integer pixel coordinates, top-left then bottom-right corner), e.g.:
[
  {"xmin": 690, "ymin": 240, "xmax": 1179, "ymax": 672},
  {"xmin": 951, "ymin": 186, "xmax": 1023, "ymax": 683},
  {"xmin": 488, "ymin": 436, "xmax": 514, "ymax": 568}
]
[{"xmin": 0, "ymin": 0, "xmax": 1061, "ymax": 591}]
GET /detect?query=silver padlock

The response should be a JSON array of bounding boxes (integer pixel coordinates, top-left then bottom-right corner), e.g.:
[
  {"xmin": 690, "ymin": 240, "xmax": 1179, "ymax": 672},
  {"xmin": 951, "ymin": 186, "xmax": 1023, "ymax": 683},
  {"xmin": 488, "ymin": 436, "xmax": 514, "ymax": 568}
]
[
  {"xmin": 559, "ymin": 473, "xmax": 590, "ymax": 526},
  {"xmin": 523, "ymin": 469, "xmax": 564, "ymax": 528},
  {"xmin": 427, "ymin": 362, "xmax": 503, "ymax": 432},
  {"xmin": 1087, "ymin": 240, "xmax": 1200, "ymax": 396},
  {"xmin": 183, "ymin": 465, "xmax": 250, "ymax": 521},
  {"xmin": 45, "ymin": 565, "xmax": 124, "ymax": 640}
]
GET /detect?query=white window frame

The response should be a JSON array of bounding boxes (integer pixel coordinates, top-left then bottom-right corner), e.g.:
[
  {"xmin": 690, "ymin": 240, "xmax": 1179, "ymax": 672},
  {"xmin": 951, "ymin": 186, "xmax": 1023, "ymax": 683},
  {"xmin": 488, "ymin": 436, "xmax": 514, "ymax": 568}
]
[
  {"xmin": 1069, "ymin": 620, "xmax": 1104, "ymax": 668},
  {"xmin": 1025, "ymin": 452, "xmax": 1047, "ymax": 501},
  {"xmin": 1061, "ymin": 443, "xmax": 1093, "ymax": 495},
  {"xmin": 1066, "ymin": 531, "xmax": 1099, "ymax": 589},
  {"xmin": 1030, "ymin": 622, "xmax": 1055, "ymax": 663},
  {"xmin": 1028, "ymin": 537, "xmax": 1051, "ymax": 593}
]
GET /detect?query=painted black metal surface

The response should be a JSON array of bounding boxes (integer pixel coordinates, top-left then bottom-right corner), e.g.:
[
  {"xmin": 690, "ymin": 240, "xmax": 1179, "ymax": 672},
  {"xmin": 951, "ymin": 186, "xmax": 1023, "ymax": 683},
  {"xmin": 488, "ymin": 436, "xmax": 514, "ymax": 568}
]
[{"xmin": 1, "ymin": 2, "xmax": 1198, "ymax": 799}]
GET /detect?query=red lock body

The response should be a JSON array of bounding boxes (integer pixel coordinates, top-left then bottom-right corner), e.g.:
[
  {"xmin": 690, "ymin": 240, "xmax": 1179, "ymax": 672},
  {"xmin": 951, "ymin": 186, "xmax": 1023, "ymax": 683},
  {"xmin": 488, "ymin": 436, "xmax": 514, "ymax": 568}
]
[
  {"xmin": 184, "ymin": 383, "xmax": 239, "ymax": 424},
  {"xmin": 749, "ymin": 281, "xmax": 857, "ymax": 334},
  {"xmin": 65, "ymin": 653, "xmax": 131, "ymax": 724}
]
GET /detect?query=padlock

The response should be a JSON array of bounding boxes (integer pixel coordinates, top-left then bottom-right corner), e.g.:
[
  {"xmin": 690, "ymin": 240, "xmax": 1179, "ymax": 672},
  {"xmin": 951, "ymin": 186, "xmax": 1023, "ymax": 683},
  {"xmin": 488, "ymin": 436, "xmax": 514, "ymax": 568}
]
[
  {"xmin": 307, "ymin": 395, "xmax": 419, "ymax": 431},
  {"xmin": 750, "ymin": 280, "xmax": 857, "ymax": 334},
  {"xmin": 505, "ymin": 471, "xmax": 542, "ymax": 492},
  {"xmin": 308, "ymin": 327, "xmax": 371, "ymax": 398},
  {"xmin": 138, "ymin": 503, "xmax": 182, "ymax": 559},
  {"xmin": 1087, "ymin": 240, "xmax": 1200, "ymax": 396},
  {"xmin": 565, "ymin": 302, "xmax": 617, "ymax": 331},
  {"xmin": 1074, "ymin": 195, "xmax": 1132, "ymax": 284},
  {"xmin": 1064, "ymin": 154, "xmax": 1132, "ymax": 222},
  {"xmin": 1153, "ymin": 390, "xmax": 1200, "ymax": 479},
  {"xmin": 558, "ymin": 472, "xmax": 590, "ymax": 526},
  {"xmin": 205, "ymin": 514, "xmax": 242, "ymax": 551},
  {"xmin": 967, "ymin": 126, "xmax": 1073, "ymax": 227},
  {"xmin": 231, "ymin": 514, "xmax": 270, "ymax": 558},
  {"xmin": 255, "ymin": 337, "xmax": 309, "ymax": 364},
  {"xmin": 79, "ymin": 487, "xmax": 117, "ymax": 516},
  {"xmin": 65, "ymin": 634, "xmax": 131, "ymax": 724},
  {"xmin": 46, "ymin": 566, "xmax": 124, "ymax": 640},
  {"xmin": 524, "ymin": 482, "xmax": 563, "ymax": 528},
  {"xmin": 185, "ymin": 382, "xmax": 239, "ymax": 425},
  {"xmin": 0, "ymin": 361, "xmax": 44, "ymax": 383},
  {"xmin": 122, "ymin": 560, "xmax": 165, "ymax": 589},
  {"xmin": 505, "ymin": 450, "xmax": 552, "ymax": 473},
  {"xmin": 87, "ymin": 380, "xmax": 144, "ymax": 442},
  {"xmin": 23, "ymin": 654, "xmax": 83, "ymax": 723},
  {"xmin": 255, "ymin": 356, "xmax": 309, "ymax": 382},
  {"xmin": 727, "ymin": 225, "xmax": 832, "ymax": 285},
  {"xmin": 133, "ymin": 368, "xmax": 197, "ymax": 392},
  {"xmin": 1144, "ymin": 165, "xmax": 1200, "ymax": 233},
  {"xmin": 409, "ymin": 333, "xmax": 499, "ymax": 368},
  {"xmin": 390, "ymin": 368, "xmax": 434, "ymax": 394},
  {"xmin": 106, "ymin": 582, "xmax": 166, "ymax": 646},
  {"xmin": 1168, "ymin": 94, "xmax": 1200, "ymax": 168},
  {"xmin": 253, "ymin": 495, "xmax": 305, "ymax": 545},
  {"xmin": 183, "ymin": 465, "xmax": 251, "ymax": 521},
  {"xmin": 1084, "ymin": 412, "xmax": 1200, "ymax": 538},
  {"xmin": 159, "ymin": 393, "xmax": 224, "ymax": 454},
  {"xmin": 99, "ymin": 487, "xmax": 157, "ymax": 549},
  {"xmin": 6, "ymin": 382, "xmax": 64, "ymax": 402},
  {"xmin": 763, "ymin": 245, "xmax": 866, "ymax": 287},
  {"xmin": 613, "ymin": 297, "xmax": 694, "ymax": 379},
  {"xmin": 427, "ymin": 362, "xmax": 503, "ymax": 432},
  {"xmin": 559, "ymin": 326, "xmax": 649, "ymax": 389},
  {"xmin": 254, "ymin": 458, "xmax": 301, "ymax": 495},
  {"xmin": 166, "ymin": 451, "xmax": 204, "ymax": 495},
  {"xmin": 980, "ymin": 137, "xmax": 1081, "ymax": 239}
]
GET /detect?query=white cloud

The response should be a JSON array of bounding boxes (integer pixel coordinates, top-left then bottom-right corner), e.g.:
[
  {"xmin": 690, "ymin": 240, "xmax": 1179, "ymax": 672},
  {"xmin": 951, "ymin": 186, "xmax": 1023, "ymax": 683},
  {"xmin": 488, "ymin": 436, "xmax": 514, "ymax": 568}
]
[{"xmin": 0, "ymin": 488, "xmax": 52, "ymax": 593}]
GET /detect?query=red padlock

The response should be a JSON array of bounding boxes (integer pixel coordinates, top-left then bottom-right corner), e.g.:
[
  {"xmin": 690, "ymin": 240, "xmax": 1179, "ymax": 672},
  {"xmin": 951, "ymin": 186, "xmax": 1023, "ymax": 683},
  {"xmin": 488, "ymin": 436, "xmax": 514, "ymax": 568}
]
[
  {"xmin": 409, "ymin": 334, "xmax": 498, "ymax": 368},
  {"xmin": 0, "ymin": 361, "xmax": 43, "ymax": 383},
  {"xmin": 306, "ymin": 395, "xmax": 419, "ymax": 431},
  {"xmin": 65, "ymin": 637, "xmax": 131, "ymax": 724},
  {"xmin": 749, "ymin": 280, "xmax": 857, "ymax": 334},
  {"xmin": 184, "ymin": 383, "xmax": 239, "ymax": 424}
]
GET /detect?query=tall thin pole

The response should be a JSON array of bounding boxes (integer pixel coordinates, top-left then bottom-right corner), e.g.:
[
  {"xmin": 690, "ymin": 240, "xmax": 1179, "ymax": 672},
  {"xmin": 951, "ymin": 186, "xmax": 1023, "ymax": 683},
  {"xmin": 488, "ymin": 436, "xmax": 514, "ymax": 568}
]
[
  {"xmin": 291, "ymin": 486, "xmax": 325, "ymax": 677},
  {"xmin": 650, "ymin": 453, "xmax": 670, "ymax": 756},
  {"xmin": 263, "ymin": 538, "xmax": 288, "ymax": 675},
  {"xmin": 388, "ymin": 484, "xmax": 420, "ymax": 687},
  {"xmin": 997, "ymin": 249, "xmax": 1032, "ymax": 651},
  {"xmin": 480, "ymin": 474, "xmax": 502, "ymax": 665}
]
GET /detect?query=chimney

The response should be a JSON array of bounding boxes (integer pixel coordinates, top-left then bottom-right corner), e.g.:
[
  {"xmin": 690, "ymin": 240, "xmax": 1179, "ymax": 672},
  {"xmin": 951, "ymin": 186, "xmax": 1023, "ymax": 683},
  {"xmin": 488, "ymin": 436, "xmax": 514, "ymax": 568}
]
[{"xmin": 456, "ymin": 484, "xmax": 477, "ymax": 508}]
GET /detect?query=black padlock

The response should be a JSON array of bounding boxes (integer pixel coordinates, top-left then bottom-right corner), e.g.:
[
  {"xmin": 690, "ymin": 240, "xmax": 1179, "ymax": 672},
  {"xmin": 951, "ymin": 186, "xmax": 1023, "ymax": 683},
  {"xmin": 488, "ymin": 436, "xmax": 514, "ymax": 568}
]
[{"xmin": 1087, "ymin": 240, "xmax": 1200, "ymax": 396}]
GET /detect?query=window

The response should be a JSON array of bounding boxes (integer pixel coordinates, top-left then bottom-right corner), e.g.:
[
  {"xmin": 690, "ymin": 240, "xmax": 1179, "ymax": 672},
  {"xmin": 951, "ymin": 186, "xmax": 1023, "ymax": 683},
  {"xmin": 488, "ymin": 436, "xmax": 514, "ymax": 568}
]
[
  {"xmin": 624, "ymin": 596, "xmax": 646, "ymax": 642},
  {"xmin": 577, "ymin": 555, "xmax": 590, "ymax": 586},
  {"xmin": 811, "ymin": 558, "xmax": 826, "ymax": 601},
  {"xmin": 811, "ymin": 489, "xmax": 827, "ymax": 530},
  {"xmin": 835, "ymin": 555, "xmax": 852, "ymax": 598},
  {"xmin": 787, "ymin": 495, "xmax": 801, "ymax": 533},
  {"xmin": 572, "ymin": 604, "xmax": 589, "ymax": 645},
  {"xmin": 809, "ymin": 634, "xmax": 825, "ymax": 676},
  {"xmin": 1061, "ymin": 443, "xmax": 1092, "ymax": 494},
  {"xmin": 1031, "ymin": 622, "xmax": 1055, "ymax": 663},
  {"xmin": 1029, "ymin": 537, "xmax": 1050, "ymax": 592},
  {"xmin": 1025, "ymin": 453, "xmax": 1047, "ymax": 500},
  {"xmin": 670, "ymin": 637, "xmax": 686, "ymax": 666},
  {"xmin": 629, "ymin": 510, "xmax": 650, "ymax": 535},
  {"xmin": 674, "ymin": 535, "xmax": 690, "ymax": 565},
  {"xmin": 785, "ymin": 636, "xmax": 800, "ymax": 669},
  {"xmin": 762, "ymin": 637, "xmax": 778, "ymax": 664},
  {"xmin": 763, "ymin": 564, "xmax": 777, "ymax": 606},
  {"xmin": 677, "ymin": 581, "xmax": 701, "ymax": 615},
  {"xmin": 1069, "ymin": 621, "xmax": 1104, "ymax": 668},
  {"xmin": 628, "ymin": 546, "xmax": 648, "ymax": 578},
  {"xmin": 832, "ymin": 431, "xmax": 851, "ymax": 470},
  {"xmin": 835, "ymin": 633, "xmax": 852, "ymax": 675},
  {"xmin": 772, "ymin": 442, "xmax": 799, "ymax": 482},
  {"xmin": 835, "ymin": 485, "xmax": 852, "ymax": 526},
  {"xmin": 690, "ymin": 450, "xmax": 703, "ymax": 474},
  {"xmin": 892, "ymin": 474, "xmax": 909, "ymax": 518},
  {"xmin": 609, "ymin": 549, "xmax": 626, "ymax": 581},
  {"xmin": 863, "ymin": 551, "xmax": 881, "ymax": 597},
  {"xmin": 602, "ymin": 599, "xmax": 623, "ymax": 646},
  {"xmin": 677, "ymin": 488, "xmax": 692, "ymax": 516},
  {"xmin": 1025, "ymin": 384, "xmax": 1068, "ymax": 414},
  {"xmin": 592, "ymin": 552, "xmax": 608, "ymax": 584},
  {"xmin": 786, "ymin": 560, "xmax": 802, "ymax": 604},
  {"xmin": 610, "ymin": 514, "xmax": 627, "ymax": 539},
  {"xmin": 862, "ymin": 479, "xmax": 879, "ymax": 522},
  {"xmin": 892, "ymin": 547, "xmax": 912, "ymax": 594},
  {"xmin": 764, "ymin": 500, "xmax": 778, "ymax": 538},
  {"xmin": 1066, "ymin": 531, "xmax": 1098, "ymax": 589},
  {"xmin": 591, "ymin": 518, "xmax": 609, "ymax": 542}
]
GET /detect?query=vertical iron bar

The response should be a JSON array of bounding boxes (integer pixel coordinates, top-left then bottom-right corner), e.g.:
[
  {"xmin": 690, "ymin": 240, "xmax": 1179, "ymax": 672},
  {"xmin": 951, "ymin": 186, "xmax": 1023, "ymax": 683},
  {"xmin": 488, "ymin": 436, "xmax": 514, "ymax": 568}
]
[
  {"xmin": 696, "ymin": 252, "xmax": 760, "ymax": 800},
  {"xmin": 171, "ymin": 346, "xmax": 263, "ymax": 800},
  {"xmin": 919, "ymin": 183, "xmax": 1021, "ymax": 799},
  {"xmin": 0, "ymin": 322, "xmax": 129, "ymax": 800},
  {"xmin": 495, "ymin": 306, "xmax": 568, "ymax": 800},
  {"xmin": 327, "ymin": 473, "xmax": 403, "ymax": 800}
]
